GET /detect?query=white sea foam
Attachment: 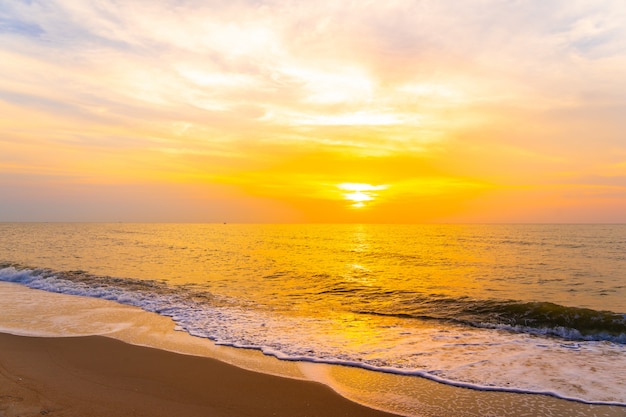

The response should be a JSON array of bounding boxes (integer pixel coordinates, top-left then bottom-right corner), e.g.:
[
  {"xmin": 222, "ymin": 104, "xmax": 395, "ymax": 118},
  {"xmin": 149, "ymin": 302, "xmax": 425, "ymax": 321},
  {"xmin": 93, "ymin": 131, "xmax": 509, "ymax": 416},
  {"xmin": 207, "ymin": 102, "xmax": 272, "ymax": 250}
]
[
  {"xmin": 0, "ymin": 280, "xmax": 138, "ymax": 337},
  {"xmin": 1, "ymin": 266, "xmax": 625, "ymax": 406}
]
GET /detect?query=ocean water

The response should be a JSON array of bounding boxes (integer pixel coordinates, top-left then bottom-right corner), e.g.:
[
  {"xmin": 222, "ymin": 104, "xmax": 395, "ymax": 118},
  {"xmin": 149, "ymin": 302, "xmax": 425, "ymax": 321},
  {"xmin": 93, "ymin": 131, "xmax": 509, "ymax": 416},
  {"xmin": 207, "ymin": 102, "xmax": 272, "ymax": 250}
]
[{"xmin": 0, "ymin": 223, "xmax": 625, "ymax": 408}]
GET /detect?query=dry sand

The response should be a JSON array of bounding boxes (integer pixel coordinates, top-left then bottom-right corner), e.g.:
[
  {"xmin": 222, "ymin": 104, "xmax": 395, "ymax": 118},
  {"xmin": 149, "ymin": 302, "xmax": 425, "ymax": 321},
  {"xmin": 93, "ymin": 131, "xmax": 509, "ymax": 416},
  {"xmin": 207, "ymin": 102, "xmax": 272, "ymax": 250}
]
[{"xmin": 0, "ymin": 332, "xmax": 399, "ymax": 417}]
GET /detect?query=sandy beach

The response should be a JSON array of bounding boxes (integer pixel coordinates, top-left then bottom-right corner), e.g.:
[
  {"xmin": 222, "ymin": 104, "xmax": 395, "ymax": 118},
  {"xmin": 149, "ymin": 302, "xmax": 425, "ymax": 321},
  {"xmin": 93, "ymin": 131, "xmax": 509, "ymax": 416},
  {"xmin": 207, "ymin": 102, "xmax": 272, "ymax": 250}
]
[
  {"xmin": 1, "ymin": 273, "xmax": 625, "ymax": 417},
  {"xmin": 0, "ymin": 332, "xmax": 401, "ymax": 417}
]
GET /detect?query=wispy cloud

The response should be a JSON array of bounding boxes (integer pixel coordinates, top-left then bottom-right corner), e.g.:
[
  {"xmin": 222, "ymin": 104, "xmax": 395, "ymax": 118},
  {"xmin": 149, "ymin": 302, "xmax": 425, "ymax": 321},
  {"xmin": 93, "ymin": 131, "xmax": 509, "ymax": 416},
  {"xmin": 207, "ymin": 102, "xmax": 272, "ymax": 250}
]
[{"xmin": 1, "ymin": 0, "xmax": 626, "ymax": 221}]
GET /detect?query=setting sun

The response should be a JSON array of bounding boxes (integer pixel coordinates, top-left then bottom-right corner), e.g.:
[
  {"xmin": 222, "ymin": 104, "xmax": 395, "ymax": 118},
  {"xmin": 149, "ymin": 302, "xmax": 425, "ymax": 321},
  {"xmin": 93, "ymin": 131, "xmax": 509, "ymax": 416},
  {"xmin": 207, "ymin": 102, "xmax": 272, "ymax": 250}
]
[
  {"xmin": 2, "ymin": 1, "xmax": 626, "ymax": 223},
  {"xmin": 338, "ymin": 183, "xmax": 388, "ymax": 208}
]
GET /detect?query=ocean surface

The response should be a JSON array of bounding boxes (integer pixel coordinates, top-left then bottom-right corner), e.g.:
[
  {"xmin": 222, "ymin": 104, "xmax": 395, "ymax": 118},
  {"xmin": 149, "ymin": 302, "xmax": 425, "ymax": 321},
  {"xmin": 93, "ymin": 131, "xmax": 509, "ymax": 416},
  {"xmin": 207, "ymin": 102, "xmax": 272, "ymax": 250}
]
[{"xmin": 1, "ymin": 223, "xmax": 625, "ymax": 407}]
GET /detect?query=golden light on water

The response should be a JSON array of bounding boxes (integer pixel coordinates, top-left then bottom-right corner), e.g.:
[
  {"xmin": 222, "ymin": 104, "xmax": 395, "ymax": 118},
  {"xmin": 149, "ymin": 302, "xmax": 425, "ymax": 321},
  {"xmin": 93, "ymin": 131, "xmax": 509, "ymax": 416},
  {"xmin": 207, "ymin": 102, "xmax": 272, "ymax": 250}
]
[{"xmin": 338, "ymin": 183, "xmax": 389, "ymax": 208}]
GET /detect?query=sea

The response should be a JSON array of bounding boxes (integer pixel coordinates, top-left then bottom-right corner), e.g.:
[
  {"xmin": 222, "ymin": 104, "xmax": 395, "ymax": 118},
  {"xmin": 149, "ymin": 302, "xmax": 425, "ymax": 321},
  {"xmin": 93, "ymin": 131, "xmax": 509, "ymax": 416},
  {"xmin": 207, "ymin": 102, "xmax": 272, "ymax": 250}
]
[{"xmin": 1, "ymin": 223, "xmax": 625, "ymax": 416}]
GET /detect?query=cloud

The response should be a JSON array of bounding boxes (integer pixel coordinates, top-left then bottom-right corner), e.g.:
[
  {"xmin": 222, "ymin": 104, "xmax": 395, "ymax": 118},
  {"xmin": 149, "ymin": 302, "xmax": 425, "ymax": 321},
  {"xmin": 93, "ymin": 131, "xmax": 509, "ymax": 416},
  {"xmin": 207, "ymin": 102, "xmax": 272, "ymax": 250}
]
[
  {"xmin": 5, "ymin": 1, "xmax": 625, "ymax": 127},
  {"xmin": 2, "ymin": 0, "xmax": 626, "ymax": 221},
  {"xmin": 0, "ymin": 16, "xmax": 44, "ymax": 37}
]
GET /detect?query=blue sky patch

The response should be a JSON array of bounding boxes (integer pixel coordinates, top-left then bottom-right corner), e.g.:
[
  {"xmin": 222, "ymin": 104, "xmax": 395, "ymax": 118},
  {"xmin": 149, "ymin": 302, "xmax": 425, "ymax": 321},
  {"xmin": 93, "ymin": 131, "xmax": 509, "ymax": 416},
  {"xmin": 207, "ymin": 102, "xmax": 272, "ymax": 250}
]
[{"xmin": 0, "ymin": 16, "xmax": 44, "ymax": 37}]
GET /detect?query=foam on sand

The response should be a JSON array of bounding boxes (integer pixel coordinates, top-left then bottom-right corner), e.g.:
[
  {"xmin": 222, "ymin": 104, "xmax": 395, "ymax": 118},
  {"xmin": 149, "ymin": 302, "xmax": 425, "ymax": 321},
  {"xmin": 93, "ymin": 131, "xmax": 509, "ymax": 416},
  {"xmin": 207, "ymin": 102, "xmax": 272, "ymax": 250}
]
[{"xmin": 1, "ymin": 282, "xmax": 625, "ymax": 417}]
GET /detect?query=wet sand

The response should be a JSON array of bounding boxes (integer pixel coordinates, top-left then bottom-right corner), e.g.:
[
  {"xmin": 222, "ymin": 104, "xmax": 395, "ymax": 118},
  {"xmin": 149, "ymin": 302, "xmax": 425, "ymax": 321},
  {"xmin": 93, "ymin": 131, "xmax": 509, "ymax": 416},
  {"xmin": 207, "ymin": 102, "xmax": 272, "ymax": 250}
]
[
  {"xmin": 0, "ymin": 332, "xmax": 399, "ymax": 417},
  {"xmin": 1, "ymin": 283, "xmax": 624, "ymax": 417}
]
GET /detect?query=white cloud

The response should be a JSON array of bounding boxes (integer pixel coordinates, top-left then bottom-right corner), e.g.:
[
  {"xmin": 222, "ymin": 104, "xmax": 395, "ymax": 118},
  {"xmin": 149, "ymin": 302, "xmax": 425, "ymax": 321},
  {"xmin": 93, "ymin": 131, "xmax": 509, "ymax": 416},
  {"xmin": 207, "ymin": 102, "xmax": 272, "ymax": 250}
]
[{"xmin": 2, "ymin": 0, "xmax": 626, "ymax": 153}]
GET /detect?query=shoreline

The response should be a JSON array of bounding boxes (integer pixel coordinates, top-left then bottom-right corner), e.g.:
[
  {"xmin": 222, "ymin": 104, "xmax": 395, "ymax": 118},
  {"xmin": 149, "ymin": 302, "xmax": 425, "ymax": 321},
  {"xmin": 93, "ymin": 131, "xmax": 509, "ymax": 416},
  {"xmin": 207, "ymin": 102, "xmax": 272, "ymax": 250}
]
[
  {"xmin": 0, "ymin": 332, "xmax": 400, "ymax": 417},
  {"xmin": 1, "ymin": 282, "xmax": 625, "ymax": 417},
  {"xmin": 2, "ymin": 333, "xmax": 625, "ymax": 417}
]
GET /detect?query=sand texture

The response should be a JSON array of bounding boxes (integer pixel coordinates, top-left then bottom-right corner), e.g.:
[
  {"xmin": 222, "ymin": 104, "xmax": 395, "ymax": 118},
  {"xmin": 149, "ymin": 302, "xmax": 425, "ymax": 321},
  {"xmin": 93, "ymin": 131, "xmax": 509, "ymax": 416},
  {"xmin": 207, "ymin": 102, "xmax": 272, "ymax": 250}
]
[{"xmin": 0, "ymin": 332, "xmax": 399, "ymax": 417}]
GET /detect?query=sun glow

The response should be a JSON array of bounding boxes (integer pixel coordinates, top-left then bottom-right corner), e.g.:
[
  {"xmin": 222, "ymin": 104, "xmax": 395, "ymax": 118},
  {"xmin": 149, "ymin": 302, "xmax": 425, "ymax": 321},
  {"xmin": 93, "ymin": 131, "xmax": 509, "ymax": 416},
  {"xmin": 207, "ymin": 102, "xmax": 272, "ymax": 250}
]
[
  {"xmin": 338, "ymin": 183, "xmax": 388, "ymax": 208},
  {"xmin": 3, "ymin": 2, "xmax": 626, "ymax": 223}
]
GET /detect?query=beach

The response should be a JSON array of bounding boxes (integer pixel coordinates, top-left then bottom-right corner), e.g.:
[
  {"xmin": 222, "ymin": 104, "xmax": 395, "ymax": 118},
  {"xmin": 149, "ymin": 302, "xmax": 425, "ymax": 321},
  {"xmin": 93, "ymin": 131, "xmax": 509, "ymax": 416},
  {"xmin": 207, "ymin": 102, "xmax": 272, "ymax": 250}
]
[
  {"xmin": 3, "ymin": 0, "xmax": 626, "ymax": 413},
  {"xmin": 1, "ymin": 224, "xmax": 625, "ymax": 417},
  {"xmin": 3, "ymin": 332, "xmax": 626, "ymax": 417},
  {"xmin": 0, "ymin": 332, "xmax": 400, "ymax": 417}
]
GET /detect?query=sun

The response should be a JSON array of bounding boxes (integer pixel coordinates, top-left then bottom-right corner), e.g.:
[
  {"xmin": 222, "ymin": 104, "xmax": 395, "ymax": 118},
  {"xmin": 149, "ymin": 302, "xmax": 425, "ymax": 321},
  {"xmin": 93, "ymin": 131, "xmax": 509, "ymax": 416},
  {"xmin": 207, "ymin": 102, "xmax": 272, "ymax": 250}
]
[{"xmin": 338, "ymin": 183, "xmax": 388, "ymax": 208}]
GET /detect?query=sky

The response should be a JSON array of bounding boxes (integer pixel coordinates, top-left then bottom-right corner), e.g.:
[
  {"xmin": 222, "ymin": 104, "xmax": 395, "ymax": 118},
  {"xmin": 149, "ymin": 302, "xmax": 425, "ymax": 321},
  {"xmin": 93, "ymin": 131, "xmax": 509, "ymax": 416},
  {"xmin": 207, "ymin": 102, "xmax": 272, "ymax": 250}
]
[{"xmin": 1, "ymin": 0, "xmax": 626, "ymax": 223}]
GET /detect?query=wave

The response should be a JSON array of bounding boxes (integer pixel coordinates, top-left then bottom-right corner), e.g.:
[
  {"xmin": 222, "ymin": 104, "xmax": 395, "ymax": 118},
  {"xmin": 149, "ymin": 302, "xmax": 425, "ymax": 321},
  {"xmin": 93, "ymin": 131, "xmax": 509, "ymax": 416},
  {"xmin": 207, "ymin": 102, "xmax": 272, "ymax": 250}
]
[
  {"xmin": 3, "ymin": 263, "xmax": 625, "ymax": 345},
  {"xmin": 356, "ymin": 296, "xmax": 626, "ymax": 344},
  {"xmin": 0, "ymin": 264, "xmax": 226, "ymax": 323},
  {"xmin": 460, "ymin": 300, "xmax": 626, "ymax": 342},
  {"xmin": 2, "ymin": 264, "xmax": 626, "ymax": 406}
]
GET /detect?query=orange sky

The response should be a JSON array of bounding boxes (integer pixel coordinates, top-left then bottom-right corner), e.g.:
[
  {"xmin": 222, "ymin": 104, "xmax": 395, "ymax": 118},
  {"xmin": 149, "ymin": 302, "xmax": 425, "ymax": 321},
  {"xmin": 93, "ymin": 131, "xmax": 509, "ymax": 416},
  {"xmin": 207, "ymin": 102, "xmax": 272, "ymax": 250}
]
[{"xmin": 2, "ymin": 1, "xmax": 626, "ymax": 222}]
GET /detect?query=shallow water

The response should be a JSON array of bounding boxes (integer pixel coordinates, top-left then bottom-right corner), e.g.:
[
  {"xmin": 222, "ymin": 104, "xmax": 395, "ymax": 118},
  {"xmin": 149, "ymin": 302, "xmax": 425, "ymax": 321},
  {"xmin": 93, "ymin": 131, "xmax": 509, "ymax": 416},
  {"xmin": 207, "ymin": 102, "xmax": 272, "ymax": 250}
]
[{"xmin": 1, "ymin": 223, "xmax": 625, "ymax": 405}]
